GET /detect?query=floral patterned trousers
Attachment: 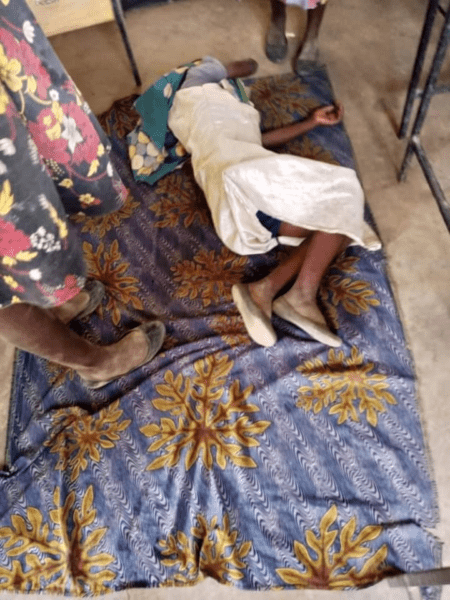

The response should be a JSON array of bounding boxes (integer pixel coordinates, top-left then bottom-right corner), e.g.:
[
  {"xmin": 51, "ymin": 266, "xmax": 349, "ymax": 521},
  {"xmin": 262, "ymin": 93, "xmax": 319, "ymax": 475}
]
[{"xmin": 0, "ymin": 0, "xmax": 127, "ymax": 309}]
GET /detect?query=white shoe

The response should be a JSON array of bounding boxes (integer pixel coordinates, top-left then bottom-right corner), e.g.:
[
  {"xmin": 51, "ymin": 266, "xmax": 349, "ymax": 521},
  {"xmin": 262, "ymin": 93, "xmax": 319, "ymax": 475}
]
[
  {"xmin": 232, "ymin": 283, "xmax": 277, "ymax": 347},
  {"xmin": 273, "ymin": 296, "xmax": 342, "ymax": 347}
]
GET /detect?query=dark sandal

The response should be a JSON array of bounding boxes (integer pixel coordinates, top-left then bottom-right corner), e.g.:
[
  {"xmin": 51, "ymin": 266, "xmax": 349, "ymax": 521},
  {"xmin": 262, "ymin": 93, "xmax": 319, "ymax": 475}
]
[{"xmin": 265, "ymin": 23, "xmax": 288, "ymax": 63}]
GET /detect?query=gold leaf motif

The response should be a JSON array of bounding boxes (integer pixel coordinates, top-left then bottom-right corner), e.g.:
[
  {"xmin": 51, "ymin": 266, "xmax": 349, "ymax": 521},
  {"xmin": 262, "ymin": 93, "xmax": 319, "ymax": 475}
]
[
  {"xmin": 151, "ymin": 170, "xmax": 211, "ymax": 229},
  {"xmin": 0, "ymin": 83, "xmax": 10, "ymax": 115},
  {"xmin": 59, "ymin": 179, "xmax": 74, "ymax": 188},
  {"xmin": 27, "ymin": 76, "xmax": 37, "ymax": 95},
  {"xmin": 250, "ymin": 75, "xmax": 318, "ymax": 130},
  {"xmin": 82, "ymin": 239, "xmax": 143, "ymax": 325},
  {"xmin": 320, "ymin": 270, "xmax": 379, "ymax": 330},
  {"xmin": 44, "ymin": 400, "xmax": 131, "ymax": 481},
  {"xmin": 0, "ymin": 49, "xmax": 22, "ymax": 93},
  {"xmin": 3, "ymin": 275, "xmax": 19, "ymax": 289},
  {"xmin": 158, "ymin": 513, "xmax": 251, "ymax": 584},
  {"xmin": 276, "ymin": 505, "xmax": 392, "ymax": 589},
  {"xmin": 87, "ymin": 159, "xmax": 99, "ymax": 177},
  {"xmin": 141, "ymin": 352, "xmax": 270, "ymax": 470},
  {"xmin": 15, "ymin": 250, "xmax": 38, "ymax": 262},
  {"xmin": 297, "ymin": 346, "xmax": 397, "ymax": 426},
  {"xmin": 0, "ymin": 486, "xmax": 115, "ymax": 594},
  {"xmin": 71, "ymin": 193, "xmax": 139, "ymax": 238},
  {"xmin": 288, "ymin": 136, "xmax": 339, "ymax": 165},
  {"xmin": 209, "ymin": 315, "xmax": 251, "ymax": 347},
  {"xmin": 172, "ymin": 247, "xmax": 247, "ymax": 308}
]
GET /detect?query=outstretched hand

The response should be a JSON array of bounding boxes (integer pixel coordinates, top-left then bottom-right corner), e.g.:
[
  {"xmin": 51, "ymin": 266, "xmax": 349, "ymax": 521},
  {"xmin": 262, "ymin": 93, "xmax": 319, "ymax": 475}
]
[{"xmin": 310, "ymin": 103, "xmax": 344, "ymax": 127}]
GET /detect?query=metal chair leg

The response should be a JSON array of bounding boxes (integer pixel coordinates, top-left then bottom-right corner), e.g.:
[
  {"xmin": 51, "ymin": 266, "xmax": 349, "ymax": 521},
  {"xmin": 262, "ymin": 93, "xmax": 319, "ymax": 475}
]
[
  {"xmin": 398, "ymin": 0, "xmax": 440, "ymax": 139},
  {"xmin": 407, "ymin": 6, "xmax": 450, "ymax": 141},
  {"xmin": 398, "ymin": 5, "xmax": 450, "ymax": 233},
  {"xmin": 111, "ymin": 0, "xmax": 142, "ymax": 87}
]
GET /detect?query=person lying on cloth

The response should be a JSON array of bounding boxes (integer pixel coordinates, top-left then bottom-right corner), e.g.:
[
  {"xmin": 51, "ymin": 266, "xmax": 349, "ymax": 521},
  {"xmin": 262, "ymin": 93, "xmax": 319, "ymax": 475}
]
[{"xmin": 127, "ymin": 57, "xmax": 380, "ymax": 348}]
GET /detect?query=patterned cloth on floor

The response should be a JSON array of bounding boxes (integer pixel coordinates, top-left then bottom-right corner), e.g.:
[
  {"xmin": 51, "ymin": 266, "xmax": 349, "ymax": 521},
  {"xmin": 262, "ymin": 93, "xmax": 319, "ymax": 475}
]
[{"xmin": 0, "ymin": 69, "xmax": 441, "ymax": 600}]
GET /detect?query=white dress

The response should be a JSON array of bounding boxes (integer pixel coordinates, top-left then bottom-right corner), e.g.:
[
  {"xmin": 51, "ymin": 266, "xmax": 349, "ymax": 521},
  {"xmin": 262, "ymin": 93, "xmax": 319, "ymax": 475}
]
[{"xmin": 168, "ymin": 80, "xmax": 380, "ymax": 256}]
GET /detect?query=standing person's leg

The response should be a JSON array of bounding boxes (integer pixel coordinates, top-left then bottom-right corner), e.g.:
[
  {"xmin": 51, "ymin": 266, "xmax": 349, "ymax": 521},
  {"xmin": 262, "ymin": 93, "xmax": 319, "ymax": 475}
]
[
  {"xmin": 294, "ymin": 2, "xmax": 327, "ymax": 73},
  {"xmin": 265, "ymin": 0, "xmax": 288, "ymax": 63},
  {"xmin": 0, "ymin": 303, "xmax": 165, "ymax": 388},
  {"xmin": 264, "ymin": 0, "xmax": 328, "ymax": 70},
  {"xmin": 48, "ymin": 280, "xmax": 105, "ymax": 324}
]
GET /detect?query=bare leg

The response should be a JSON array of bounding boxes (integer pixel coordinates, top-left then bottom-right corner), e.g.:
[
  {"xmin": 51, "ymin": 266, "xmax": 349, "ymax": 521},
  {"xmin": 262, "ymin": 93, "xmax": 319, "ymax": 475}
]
[
  {"xmin": 232, "ymin": 224, "xmax": 311, "ymax": 346},
  {"xmin": 49, "ymin": 289, "xmax": 91, "ymax": 324},
  {"xmin": 265, "ymin": 0, "xmax": 288, "ymax": 63},
  {"xmin": 49, "ymin": 279, "xmax": 105, "ymax": 324},
  {"xmin": 273, "ymin": 231, "xmax": 350, "ymax": 345},
  {"xmin": 294, "ymin": 3, "xmax": 326, "ymax": 73},
  {"xmin": 280, "ymin": 231, "xmax": 348, "ymax": 322},
  {"xmin": 242, "ymin": 225, "xmax": 350, "ymax": 346},
  {"xmin": 0, "ymin": 303, "xmax": 162, "ymax": 386},
  {"xmin": 248, "ymin": 225, "xmax": 312, "ymax": 318}
]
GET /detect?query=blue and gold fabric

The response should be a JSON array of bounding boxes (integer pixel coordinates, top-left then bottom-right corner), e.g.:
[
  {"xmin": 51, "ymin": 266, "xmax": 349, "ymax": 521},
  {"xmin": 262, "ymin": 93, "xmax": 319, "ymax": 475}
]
[{"xmin": 0, "ymin": 68, "xmax": 441, "ymax": 599}]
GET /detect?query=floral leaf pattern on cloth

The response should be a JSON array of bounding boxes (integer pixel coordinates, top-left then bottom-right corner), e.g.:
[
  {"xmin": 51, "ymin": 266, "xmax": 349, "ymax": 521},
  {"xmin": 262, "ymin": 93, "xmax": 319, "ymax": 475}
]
[
  {"xmin": 44, "ymin": 401, "xmax": 131, "ymax": 481},
  {"xmin": 276, "ymin": 505, "xmax": 393, "ymax": 589},
  {"xmin": 82, "ymin": 239, "xmax": 142, "ymax": 324},
  {"xmin": 141, "ymin": 352, "xmax": 270, "ymax": 470},
  {"xmin": 70, "ymin": 192, "xmax": 140, "ymax": 238},
  {"xmin": 151, "ymin": 168, "xmax": 211, "ymax": 228},
  {"xmin": 46, "ymin": 362, "xmax": 77, "ymax": 388},
  {"xmin": 250, "ymin": 76, "xmax": 319, "ymax": 130},
  {"xmin": 297, "ymin": 347, "xmax": 397, "ymax": 426},
  {"xmin": 321, "ymin": 274, "xmax": 380, "ymax": 330},
  {"xmin": 2, "ymin": 70, "xmax": 441, "ymax": 599},
  {"xmin": 0, "ymin": 487, "xmax": 115, "ymax": 595},
  {"xmin": 209, "ymin": 314, "xmax": 250, "ymax": 348},
  {"xmin": 159, "ymin": 514, "xmax": 252, "ymax": 585},
  {"xmin": 171, "ymin": 247, "xmax": 247, "ymax": 308}
]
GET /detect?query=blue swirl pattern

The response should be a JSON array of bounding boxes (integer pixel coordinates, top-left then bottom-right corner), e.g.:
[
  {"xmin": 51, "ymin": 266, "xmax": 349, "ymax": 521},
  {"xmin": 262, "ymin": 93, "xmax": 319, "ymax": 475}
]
[{"xmin": 0, "ymin": 69, "xmax": 441, "ymax": 598}]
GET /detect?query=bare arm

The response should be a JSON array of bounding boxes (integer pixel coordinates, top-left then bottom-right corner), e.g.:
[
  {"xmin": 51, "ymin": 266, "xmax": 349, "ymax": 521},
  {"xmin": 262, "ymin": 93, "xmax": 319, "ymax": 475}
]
[{"xmin": 261, "ymin": 103, "xmax": 344, "ymax": 148}]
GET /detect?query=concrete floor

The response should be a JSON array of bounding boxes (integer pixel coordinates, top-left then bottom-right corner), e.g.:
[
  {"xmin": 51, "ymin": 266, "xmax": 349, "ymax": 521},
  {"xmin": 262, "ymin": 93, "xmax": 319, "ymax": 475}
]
[{"xmin": 1, "ymin": 0, "xmax": 450, "ymax": 598}]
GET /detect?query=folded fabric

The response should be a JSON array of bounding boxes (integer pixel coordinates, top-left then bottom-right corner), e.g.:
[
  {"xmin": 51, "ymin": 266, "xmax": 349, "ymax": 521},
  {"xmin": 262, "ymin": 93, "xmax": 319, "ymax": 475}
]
[
  {"xmin": 127, "ymin": 61, "xmax": 197, "ymax": 185},
  {"xmin": 127, "ymin": 63, "xmax": 250, "ymax": 185}
]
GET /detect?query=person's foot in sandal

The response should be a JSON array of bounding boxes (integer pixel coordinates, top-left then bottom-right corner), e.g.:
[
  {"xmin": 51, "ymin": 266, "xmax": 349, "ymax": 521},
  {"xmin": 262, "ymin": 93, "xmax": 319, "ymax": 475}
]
[
  {"xmin": 273, "ymin": 294, "xmax": 341, "ymax": 347},
  {"xmin": 232, "ymin": 283, "xmax": 277, "ymax": 347},
  {"xmin": 78, "ymin": 320, "xmax": 166, "ymax": 389}
]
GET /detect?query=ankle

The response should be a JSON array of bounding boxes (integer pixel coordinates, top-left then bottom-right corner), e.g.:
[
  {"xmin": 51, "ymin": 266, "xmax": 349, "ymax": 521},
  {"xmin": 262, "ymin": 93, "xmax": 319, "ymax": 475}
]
[
  {"xmin": 286, "ymin": 286, "xmax": 318, "ymax": 305},
  {"xmin": 50, "ymin": 290, "xmax": 90, "ymax": 324},
  {"xmin": 77, "ymin": 329, "xmax": 149, "ymax": 382}
]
